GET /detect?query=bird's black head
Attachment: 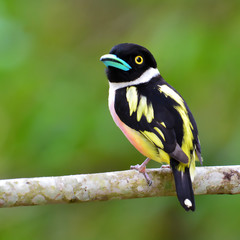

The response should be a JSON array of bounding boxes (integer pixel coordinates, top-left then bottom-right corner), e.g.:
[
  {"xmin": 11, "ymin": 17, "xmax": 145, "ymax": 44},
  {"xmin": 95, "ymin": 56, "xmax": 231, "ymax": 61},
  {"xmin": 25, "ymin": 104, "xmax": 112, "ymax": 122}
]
[{"xmin": 100, "ymin": 43, "xmax": 157, "ymax": 83}]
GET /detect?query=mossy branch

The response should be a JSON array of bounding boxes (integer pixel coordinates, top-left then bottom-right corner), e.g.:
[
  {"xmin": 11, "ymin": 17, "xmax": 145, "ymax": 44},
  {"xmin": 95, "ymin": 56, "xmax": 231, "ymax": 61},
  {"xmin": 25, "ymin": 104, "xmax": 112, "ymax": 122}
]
[{"xmin": 0, "ymin": 166, "xmax": 239, "ymax": 208}]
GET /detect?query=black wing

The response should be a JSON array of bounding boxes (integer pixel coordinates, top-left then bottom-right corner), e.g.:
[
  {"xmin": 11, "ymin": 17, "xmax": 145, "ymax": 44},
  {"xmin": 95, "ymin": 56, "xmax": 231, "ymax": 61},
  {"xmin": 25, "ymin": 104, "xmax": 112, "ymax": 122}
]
[{"xmin": 114, "ymin": 76, "xmax": 198, "ymax": 164}]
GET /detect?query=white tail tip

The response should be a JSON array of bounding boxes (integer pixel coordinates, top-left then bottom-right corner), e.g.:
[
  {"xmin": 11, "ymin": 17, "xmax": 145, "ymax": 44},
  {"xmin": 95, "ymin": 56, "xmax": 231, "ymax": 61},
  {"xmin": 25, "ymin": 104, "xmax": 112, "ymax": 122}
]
[{"xmin": 184, "ymin": 199, "xmax": 192, "ymax": 208}]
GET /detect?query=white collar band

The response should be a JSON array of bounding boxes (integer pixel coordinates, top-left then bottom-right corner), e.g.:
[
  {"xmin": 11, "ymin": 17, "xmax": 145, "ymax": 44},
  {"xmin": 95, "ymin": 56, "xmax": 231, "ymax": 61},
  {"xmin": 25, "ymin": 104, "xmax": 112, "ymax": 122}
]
[{"xmin": 109, "ymin": 68, "xmax": 160, "ymax": 91}]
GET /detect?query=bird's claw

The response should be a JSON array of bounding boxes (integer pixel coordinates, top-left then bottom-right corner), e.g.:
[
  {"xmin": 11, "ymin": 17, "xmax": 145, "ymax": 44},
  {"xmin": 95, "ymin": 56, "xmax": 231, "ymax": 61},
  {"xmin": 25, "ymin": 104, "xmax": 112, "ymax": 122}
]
[
  {"xmin": 130, "ymin": 163, "xmax": 152, "ymax": 186},
  {"xmin": 161, "ymin": 165, "xmax": 170, "ymax": 169}
]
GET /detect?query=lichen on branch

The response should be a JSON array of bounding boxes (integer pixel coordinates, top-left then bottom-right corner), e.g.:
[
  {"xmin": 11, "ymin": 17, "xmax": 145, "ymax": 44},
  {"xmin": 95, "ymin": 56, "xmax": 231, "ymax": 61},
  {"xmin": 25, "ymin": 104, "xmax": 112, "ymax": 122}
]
[{"xmin": 0, "ymin": 166, "xmax": 240, "ymax": 208}]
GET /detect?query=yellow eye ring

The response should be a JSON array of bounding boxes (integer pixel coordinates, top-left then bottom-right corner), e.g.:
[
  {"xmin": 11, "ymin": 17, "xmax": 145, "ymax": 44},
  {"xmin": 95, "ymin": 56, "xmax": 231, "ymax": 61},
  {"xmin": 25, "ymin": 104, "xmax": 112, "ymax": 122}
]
[{"xmin": 135, "ymin": 56, "xmax": 143, "ymax": 65}]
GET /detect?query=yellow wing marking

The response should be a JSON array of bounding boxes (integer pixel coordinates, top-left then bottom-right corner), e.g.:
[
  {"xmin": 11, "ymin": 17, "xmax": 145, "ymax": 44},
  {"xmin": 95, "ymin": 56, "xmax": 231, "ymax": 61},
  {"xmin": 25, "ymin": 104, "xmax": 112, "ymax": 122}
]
[
  {"xmin": 159, "ymin": 84, "xmax": 185, "ymax": 108},
  {"xmin": 126, "ymin": 86, "xmax": 138, "ymax": 116},
  {"xmin": 154, "ymin": 127, "xmax": 165, "ymax": 141},
  {"xmin": 137, "ymin": 96, "xmax": 154, "ymax": 123},
  {"xmin": 160, "ymin": 122, "xmax": 166, "ymax": 128},
  {"xmin": 159, "ymin": 84, "xmax": 196, "ymax": 173},
  {"xmin": 174, "ymin": 105, "xmax": 194, "ymax": 158},
  {"xmin": 126, "ymin": 87, "xmax": 154, "ymax": 123},
  {"xmin": 140, "ymin": 130, "xmax": 164, "ymax": 149},
  {"xmin": 159, "ymin": 84, "xmax": 194, "ymax": 163}
]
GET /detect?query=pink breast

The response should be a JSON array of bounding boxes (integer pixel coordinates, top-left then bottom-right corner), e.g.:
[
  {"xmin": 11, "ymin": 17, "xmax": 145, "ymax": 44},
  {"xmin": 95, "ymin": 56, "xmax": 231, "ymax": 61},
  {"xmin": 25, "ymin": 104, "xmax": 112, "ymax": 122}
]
[{"xmin": 109, "ymin": 101, "xmax": 157, "ymax": 160}]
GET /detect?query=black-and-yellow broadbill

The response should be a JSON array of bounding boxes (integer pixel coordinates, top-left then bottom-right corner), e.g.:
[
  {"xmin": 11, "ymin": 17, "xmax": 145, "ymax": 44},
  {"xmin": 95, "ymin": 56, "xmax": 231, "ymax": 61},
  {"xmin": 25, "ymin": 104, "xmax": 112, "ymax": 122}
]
[{"xmin": 100, "ymin": 43, "xmax": 202, "ymax": 211}]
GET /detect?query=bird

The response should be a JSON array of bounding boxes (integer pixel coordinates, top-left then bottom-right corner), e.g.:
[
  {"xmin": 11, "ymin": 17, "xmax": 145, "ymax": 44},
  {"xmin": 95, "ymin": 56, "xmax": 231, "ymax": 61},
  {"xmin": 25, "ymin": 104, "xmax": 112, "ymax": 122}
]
[{"xmin": 100, "ymin": 43, "xmax": 202, "ymax": 211}]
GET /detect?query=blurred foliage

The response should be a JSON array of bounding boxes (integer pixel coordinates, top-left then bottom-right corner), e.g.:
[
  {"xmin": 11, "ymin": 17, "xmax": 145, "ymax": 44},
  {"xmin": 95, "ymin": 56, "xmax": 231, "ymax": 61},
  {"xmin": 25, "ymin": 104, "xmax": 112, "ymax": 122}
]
[{"xmin": 0, "ymin": 0, "xmax": 240, "ymax": 239}]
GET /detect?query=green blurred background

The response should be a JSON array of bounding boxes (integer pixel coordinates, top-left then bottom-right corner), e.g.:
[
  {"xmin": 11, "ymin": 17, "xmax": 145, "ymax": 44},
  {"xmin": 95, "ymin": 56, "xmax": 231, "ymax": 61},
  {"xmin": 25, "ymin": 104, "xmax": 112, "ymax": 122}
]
[{"xmin": 0, "ymin": 0, "xmax": 240, "ymax": 239}]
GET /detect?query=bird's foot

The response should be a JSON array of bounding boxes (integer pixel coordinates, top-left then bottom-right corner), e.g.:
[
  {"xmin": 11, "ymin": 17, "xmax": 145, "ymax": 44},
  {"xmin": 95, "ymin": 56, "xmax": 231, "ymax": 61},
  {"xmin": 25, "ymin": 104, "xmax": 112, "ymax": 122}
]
[
  {"xmin": 161, "ymin": 165, "xmax": 170, "ymax": 169},
  {"xmin": 130, "ymin": 158, "xmax": 152, "ymax": 186}
]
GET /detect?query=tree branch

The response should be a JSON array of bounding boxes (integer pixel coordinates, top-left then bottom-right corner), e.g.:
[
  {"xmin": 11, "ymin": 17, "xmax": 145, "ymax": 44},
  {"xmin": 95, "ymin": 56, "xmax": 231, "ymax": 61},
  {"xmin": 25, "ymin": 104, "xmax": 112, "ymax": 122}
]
[{"xmin": 0, "ymin": 166, "xmax": 239, "ymax": 208}]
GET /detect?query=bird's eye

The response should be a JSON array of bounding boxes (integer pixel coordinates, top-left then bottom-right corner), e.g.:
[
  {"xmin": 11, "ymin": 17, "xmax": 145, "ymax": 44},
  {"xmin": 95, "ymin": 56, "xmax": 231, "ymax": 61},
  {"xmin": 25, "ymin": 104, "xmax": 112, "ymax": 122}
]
[{"xmin": 135, "ymin": 56, "xmax": 143, "ymax": 65}]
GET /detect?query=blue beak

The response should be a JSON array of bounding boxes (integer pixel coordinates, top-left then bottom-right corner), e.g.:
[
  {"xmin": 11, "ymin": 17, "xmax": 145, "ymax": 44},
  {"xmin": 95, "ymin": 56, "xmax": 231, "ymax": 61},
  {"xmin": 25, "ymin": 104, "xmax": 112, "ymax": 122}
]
[{"xmin": 100, "ymin": 54, "xmax": 132, "ymax": 71}]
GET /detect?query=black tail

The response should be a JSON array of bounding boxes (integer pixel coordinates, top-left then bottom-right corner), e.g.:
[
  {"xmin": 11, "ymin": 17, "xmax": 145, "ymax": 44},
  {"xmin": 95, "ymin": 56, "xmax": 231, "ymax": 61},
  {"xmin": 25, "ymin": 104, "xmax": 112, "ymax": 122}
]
[{"xmin": 170, "ymin": 159, "xmax": 195, "ymax": 211}]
